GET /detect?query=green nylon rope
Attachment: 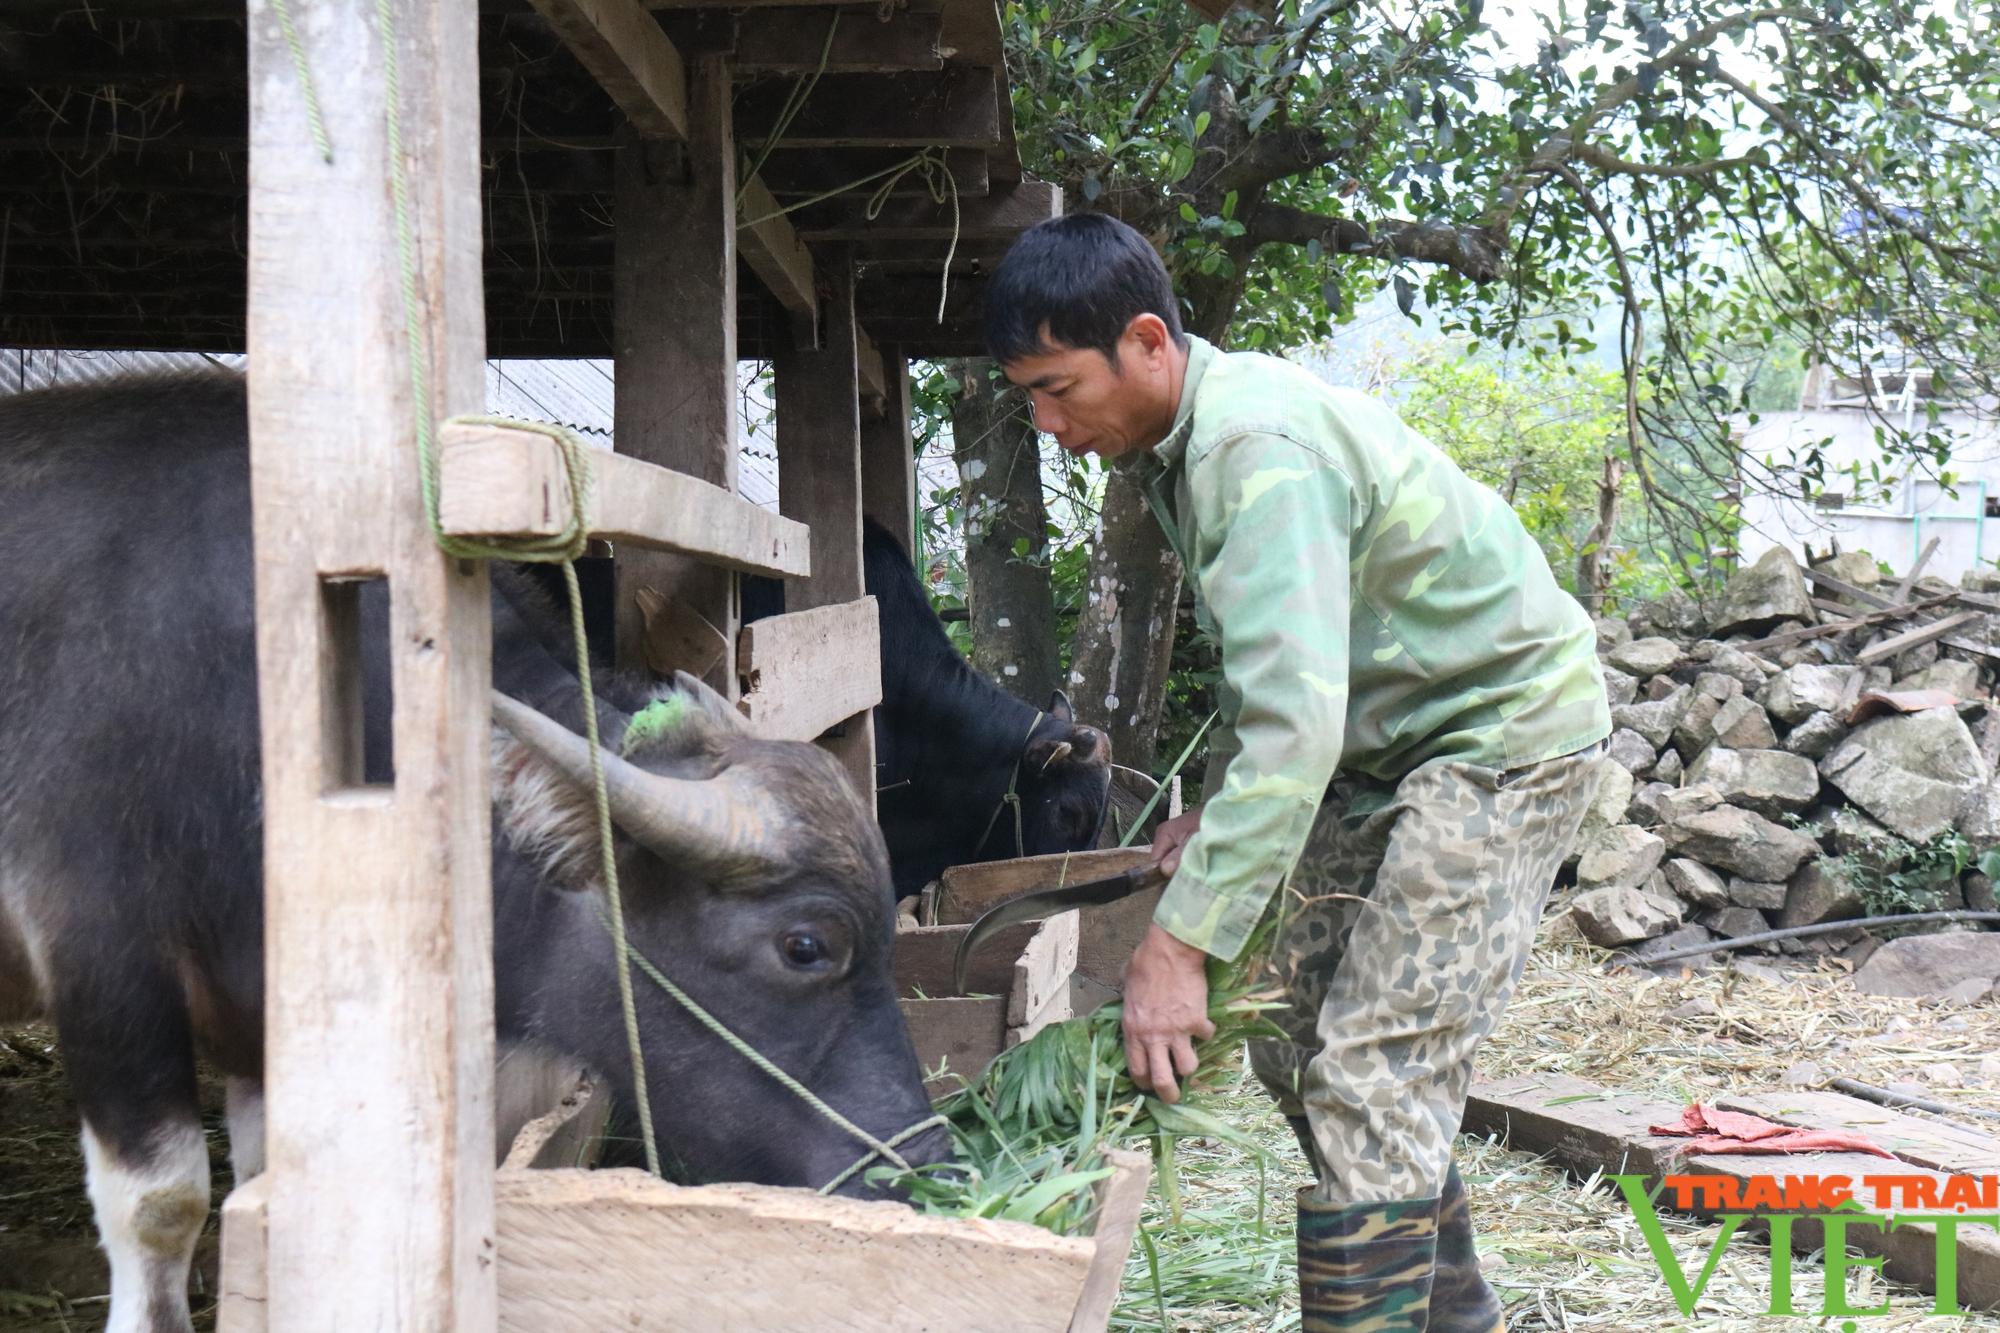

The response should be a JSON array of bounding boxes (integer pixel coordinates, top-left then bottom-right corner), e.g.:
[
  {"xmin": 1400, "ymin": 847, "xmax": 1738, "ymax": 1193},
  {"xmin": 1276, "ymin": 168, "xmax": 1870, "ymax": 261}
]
[{"xmin": 354, "ymin": 0, "xmax": 942, "ymax": 1195}]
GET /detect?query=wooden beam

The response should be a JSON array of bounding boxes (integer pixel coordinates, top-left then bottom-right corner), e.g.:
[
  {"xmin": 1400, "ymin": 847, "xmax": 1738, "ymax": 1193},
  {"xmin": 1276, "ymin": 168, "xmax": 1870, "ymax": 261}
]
[
  {"xmin": 775, "ymin": 251, "xmax": 876, "ymax": 801},
  {"xmin": 736, "ymin": 67, "xmax": 999, "ymax": 148},
  {"xmin": 737, "ymin": 174, "xmax": 818, "ymax": 320},
  {"xmin": 734, "ymin": 9, "xmax": 943, "ymax": 72},
  {"xmin": 525, "ymin": 0, "xmax": 689, "ymax": 139},
  {"xmin": 736, "ymin": 598, "xmax": 883, "ymax": 740},
  {"xmin": 236, "ymin": 0, "xmax": 495, "ymax": 1329},
  {"xmin": 437, "ymin": 422, "xmax": 808, "ymax": 576},
  {"xmin": 611, "ymin": 61, "xmax": 739, "ymax": 691},
  {"xmin": 859, "ymin": 347, "xmax": 916, "ymax": 548},
  {"xmin": 855, "ymin": 328, "xmax": 888, "ymax": 404},
  {"xmin": 1857, "ymin": 611, "xmax": 1984, "ymax": 665},
  {"xmin": 795, "ymin": 178, "xmax": 1060, "ymax": 240}
]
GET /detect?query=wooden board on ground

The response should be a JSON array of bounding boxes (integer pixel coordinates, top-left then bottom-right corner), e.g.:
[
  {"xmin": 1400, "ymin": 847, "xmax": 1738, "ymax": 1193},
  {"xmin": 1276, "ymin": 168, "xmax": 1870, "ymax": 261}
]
[
  {"xmin": 735, "ymin": 598, "xmax": 881, "ymax": 741},
  {"xmin": 895, "ymin": 914, "xmax": 1077, "ymax": 1096},
  {"xmin": 932, "ymin": 848, "xmax": 1160, "ymax": 1013},
  {"xmin": 1465, "ymin": 1072, "xmax": 2000, "ymax": 1310},
  {"xmin": 220, "ymin": 1078, "xmax": 1153, "ymax": 1333}
]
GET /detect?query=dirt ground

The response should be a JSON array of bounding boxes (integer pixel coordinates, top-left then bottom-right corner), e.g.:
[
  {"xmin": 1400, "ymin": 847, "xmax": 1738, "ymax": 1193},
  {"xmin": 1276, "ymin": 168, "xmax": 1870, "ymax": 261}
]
[{"xmin": 0, "ymin": 1026, "xmax": 230, "ymax": 1332}]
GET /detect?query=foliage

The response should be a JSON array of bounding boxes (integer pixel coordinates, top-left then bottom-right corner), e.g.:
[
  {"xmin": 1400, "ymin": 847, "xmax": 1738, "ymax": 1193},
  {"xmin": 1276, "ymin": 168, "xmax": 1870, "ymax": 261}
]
[{"xmin": 1827, "ymin": 827, "xmax": 1973, "ymax": 918}]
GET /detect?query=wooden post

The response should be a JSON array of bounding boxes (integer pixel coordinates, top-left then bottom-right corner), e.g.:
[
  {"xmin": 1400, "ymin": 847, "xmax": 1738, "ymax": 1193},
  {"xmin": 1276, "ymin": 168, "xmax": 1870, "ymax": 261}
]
[
  {"xmin": 613, "ymin": 54, "xmax": 739, "ymax": 693},
  {"xmin": 861, "ymin": 347, "xmax": 917, "ymax": 555},
  {"xmin": 775, "ymin": 250, "xmax": 876, "ymax": 802},
  {"xmin": 244, "ymin": 0, "xmax": 494, "ymax": 1329}
]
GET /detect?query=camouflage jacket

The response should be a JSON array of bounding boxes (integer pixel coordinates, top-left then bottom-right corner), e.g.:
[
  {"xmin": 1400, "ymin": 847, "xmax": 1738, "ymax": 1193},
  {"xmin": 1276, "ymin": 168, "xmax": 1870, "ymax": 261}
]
[{"xmin": 1142, "ymin": 337, "xmax": 1611, "ymax": 960}]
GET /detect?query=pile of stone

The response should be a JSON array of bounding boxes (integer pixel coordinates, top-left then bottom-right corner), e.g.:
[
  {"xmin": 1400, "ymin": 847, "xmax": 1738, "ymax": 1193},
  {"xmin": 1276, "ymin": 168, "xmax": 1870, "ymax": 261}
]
[{"xmin": 1565, "ymin": 545, "xmax": 2000, "ymax": 1001}]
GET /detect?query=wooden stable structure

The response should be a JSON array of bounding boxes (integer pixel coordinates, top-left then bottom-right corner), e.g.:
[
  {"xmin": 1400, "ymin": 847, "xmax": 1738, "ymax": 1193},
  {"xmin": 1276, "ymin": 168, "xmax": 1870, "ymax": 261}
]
[{"xmin": 2, "ymin": 0, "xmax": 1056, "ymax": 1327}]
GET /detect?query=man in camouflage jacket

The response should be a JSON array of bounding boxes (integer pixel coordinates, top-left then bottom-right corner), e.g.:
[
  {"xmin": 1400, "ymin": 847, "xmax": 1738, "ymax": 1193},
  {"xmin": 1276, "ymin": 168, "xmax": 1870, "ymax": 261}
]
[{"xmin": 986, "ymin": 215, "xmax": 1611, "ymax": 1332}]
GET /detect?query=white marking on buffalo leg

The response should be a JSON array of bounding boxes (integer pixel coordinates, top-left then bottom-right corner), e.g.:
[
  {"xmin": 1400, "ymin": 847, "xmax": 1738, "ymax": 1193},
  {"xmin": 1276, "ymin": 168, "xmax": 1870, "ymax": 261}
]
[
  {"xmin": 83, "ymin": 1118, "xmax": 208, "ymax": 1333},
  {"xmin": 225, "ymin": 1077, "xmax": 265, "ymax": 1181}
]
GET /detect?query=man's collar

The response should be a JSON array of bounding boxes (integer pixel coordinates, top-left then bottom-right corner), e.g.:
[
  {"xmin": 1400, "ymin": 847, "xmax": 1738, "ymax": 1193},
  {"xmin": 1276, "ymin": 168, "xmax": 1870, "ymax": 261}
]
[{"xmin": 1148, "ymin": 335, "xmax": 1216, "ymax": 469}]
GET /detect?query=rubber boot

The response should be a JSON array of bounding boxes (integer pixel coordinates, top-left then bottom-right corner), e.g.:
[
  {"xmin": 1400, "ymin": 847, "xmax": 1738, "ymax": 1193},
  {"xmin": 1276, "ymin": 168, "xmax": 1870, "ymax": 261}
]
[
  {"xmin": 1429, "ymin": 1163, "xmax": 1506, "ymax": 1333},
  {"xmin": 1296, "ymin": 1188, "xmax": 1439, "ymax": 1332}
]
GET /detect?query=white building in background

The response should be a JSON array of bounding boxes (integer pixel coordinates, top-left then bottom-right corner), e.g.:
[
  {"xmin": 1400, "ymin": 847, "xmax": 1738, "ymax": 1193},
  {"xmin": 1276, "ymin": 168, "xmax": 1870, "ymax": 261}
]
[{"xmin": 1738, "ymin": 346, "xmax": 2000, "ymax": 581}]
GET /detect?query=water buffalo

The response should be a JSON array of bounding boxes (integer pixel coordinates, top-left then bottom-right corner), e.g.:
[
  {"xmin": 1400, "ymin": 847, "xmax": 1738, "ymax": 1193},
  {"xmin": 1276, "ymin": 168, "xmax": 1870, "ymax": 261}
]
[
  {"xmin": 0, "ymin": 375, "xmax": 947, "ymax": 1333},
  {"xmin": 742, "ymin": 520, "xmax": 1114, "ymax": 899}
]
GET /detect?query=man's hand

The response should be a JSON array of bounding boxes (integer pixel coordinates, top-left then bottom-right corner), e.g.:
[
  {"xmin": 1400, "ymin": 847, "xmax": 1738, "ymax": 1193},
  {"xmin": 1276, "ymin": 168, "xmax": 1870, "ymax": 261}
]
[
  {"xmin": 1149, "ymin": 804, "xmax": 1205, "ymax": 877},
  {"xmin": 1121, "ymin": 923, "xmax": 1216, "ymax": 1104}
]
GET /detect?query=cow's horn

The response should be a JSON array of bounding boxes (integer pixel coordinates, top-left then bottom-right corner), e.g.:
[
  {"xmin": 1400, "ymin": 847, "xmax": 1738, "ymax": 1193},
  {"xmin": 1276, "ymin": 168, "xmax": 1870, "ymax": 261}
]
[{"xmin": 490, "ymin": 691, "xmax": 786, "ymax": 876}]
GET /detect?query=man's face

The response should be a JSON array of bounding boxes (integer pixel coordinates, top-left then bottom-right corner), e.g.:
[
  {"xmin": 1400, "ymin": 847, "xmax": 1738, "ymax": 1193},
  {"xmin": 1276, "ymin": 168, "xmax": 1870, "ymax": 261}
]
[{"xmin": 1000, "ymin": 317, "xmax": 1180, "ymax": 460}]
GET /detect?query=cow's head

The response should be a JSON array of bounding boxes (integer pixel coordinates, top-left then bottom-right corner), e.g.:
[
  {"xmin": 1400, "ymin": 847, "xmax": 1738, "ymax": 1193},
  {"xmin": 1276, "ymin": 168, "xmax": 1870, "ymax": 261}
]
[
  {"xmin": 489, "ymin": 676, "xmax": 947, "ymax": 1197},
  {"xmin": 1012, "ymin": 689, "xmax": 1113, "ymax": 857}
]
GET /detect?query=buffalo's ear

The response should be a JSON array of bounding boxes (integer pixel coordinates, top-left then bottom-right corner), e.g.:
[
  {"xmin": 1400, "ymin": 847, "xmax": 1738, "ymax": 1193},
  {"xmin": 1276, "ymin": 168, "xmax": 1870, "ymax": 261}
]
[
  {"xmin": 671, "ymin": 670, "xmax": 748, "ymax": 734},
  {"xmin": 490, "ymin": 728, "xmax": 601, "ymax": 893},
  {"xmin": 1047, "ymin": 688, "xmax": 1075, "ymax": 723}
]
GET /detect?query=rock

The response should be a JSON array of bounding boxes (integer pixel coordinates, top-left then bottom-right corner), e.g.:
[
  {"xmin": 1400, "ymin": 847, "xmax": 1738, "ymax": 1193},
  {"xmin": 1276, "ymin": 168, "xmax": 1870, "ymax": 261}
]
[
  {"xmin": 1938, "ymin": 976, "xmax": 1994, "ymax": 1005},
  {"xmin": 1663, "ymin": 805, "xmax": 1820, "ymax": 882},
  {"xmin": 1843, "ymin": 933, "xmax": 1883, "ymax": 969},
  {"xmin": 1728, "ymin": 877, "xmax": 1790, "ymax": 911},
  {"xmin": 1685, "ymin": 746, "xmax": 1823, "ymax": 820},
  {"xmin": 1821, "ymin": 707, "xmax": 1987, "ymax": 843},
  {"xmin": 1782, "ymin": 1059, "xmax": 1822, "ymax": 1087},
  {"xmin": 1613, "ymin": 687, "xmax": 1693, "ymax": 749},
  {"xmin": 1671, "ymin": 692, "xmax": 1724, "ymax": 758},
  {"xmin": 1711, "ymin": 696, "xmax": 1779, "ymax": 750},
  {"xmin": 1982, "ymin": 1053, "xmax": 2000, "ymax": 1085},
  {"xmin": 1606, "ymin": 729, "xmax": 1659, "ymax": 775},
  {"xmin": 1572, "ymin": 886, "xmax": 1686, "ymax": 947},
  {"xmin": 1783, "ymin": 711, "xmax": 1849, "ymax": 760},
  {"xmin": 1624, "ymin": 924, "xmax": 1721, "ymax": 971},
  {"xmin": 1814, "ymin": 550, "xmax": 1883, "ymax": 588},
  {"xmin": 1780, "ymin": 859, "xmax": 1863, "ymax": 929},
  {"xmin": 1663, "ymin": 858, "xmax": 1730, "ymax": 910},
  {"xmin": 1704, "ymin": 644, "xmax": 1774, "ymax": 689},
  {"xmin": 1851, "ymin": 932, "xmax": 2000, "ymax": 999},
  {"xmin": 1574, "ymin": 762, "xmax": 1636, "ymax": 843},
  {"xmin": 1711, "ymin": 547, "xmax": 1816, "ymax": 636},
  {"xmin": 1694, "ymin": 672, "xmax": 1744, "ymax": 702},
  {"xmin": 1956, "ymin": 782, "xmax": 2000, "ymax": 849},
  {"xmin": 1701, "ymin": 904, "xmax": 1775, "ymax": 946},
  {"xmin": 1823, "ymin": 806, "xmax": 1899, "ymax": 861},
  {"xmin": 1653, "ymin": 748, "xmax": 1684, "ymax": 784},
  {"xmin": 1966, "ymin": 872, "xmax": 1997, "ymax": 913},
  {"xmin": 1645, "ymin": 675, "xmax": 1681, "ymax": 702},
  {"xmin": 1593, "ymin": 616, "xmax": 1633, "ymax": 651},
  {"xmin": 1628, "ymin": 589, "xmax": 1704, "ymax": 641},
  {"xmin": 1600, "ymin": 666, "xmax": 1639, "ymax": 707},
  {"xmin": 1655, "ymin": 784, "xmax": 1727, "ymax": 825},
  {"xmin": 1575, "ymin": 824, "xmax": 1667, "ymax": 892},
  {"xmin": 1606, "ymin": 637, "xmax": 1684, "ymax": 678},
  {"xmin": 1892, "ymin": 639, "xmax": 1942, "ymax": 677},
  {"xmin": 1760, "ymin": 664, "xmax": 1863, "ymax": 725},
  {"xmin": 1627, "ymin": 782, "xmax": 1676, "ymax": 827},
  {"xmin": 1963, "ymin": 568, "xmax": 2000, "ymax": 595},
  {"xmin": 1732, "ymin": 957, "xmax": 1793, "ymax": 985},
  {"xmin": 1924, "ymin": 1062, "xmax": 1966, "ymax": 1088},
  {"xmin": 1896, "ymin": 658, "xmax": 1981, "ymax": 700}
]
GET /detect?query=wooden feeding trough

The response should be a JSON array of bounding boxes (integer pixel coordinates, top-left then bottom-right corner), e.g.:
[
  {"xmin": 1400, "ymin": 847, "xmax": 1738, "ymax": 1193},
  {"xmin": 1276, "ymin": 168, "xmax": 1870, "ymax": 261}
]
[
  {"xmin": 929, "ymin": 847, "xmax": 1163, "ymax": 1013},
  {"xmin": 896, "ymin": 912, "xmax": 1078, "ymax": 1095},
  {"xmin": 223, "ymin": 1079, "xmax": 1154, "ymax": 1333}
]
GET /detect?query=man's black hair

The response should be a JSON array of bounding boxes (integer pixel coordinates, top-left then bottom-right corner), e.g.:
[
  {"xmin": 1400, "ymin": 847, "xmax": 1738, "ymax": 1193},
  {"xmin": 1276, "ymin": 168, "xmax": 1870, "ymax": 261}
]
[{"xmin": 983, "ymin": 213, "xmax": 1186, "ymax": 366}]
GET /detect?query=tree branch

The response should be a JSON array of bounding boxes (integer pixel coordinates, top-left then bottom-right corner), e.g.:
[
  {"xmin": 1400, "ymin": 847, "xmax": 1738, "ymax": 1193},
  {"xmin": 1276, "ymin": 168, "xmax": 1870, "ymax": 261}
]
[
  {"xmin": 1247, "ymin": 202, "xmax": 1506, "ymax": 282},
  {"xmin": 1572, "ymin": 142, "xmax": 1763, "ymax": 178}
]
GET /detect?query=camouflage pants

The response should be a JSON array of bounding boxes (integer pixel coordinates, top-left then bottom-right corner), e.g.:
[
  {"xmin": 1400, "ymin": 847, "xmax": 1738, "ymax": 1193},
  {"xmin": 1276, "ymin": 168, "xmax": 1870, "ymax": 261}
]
[{"xmin": 1249, "ymin": 744, "xmax": 1604, "ymax": 1205}]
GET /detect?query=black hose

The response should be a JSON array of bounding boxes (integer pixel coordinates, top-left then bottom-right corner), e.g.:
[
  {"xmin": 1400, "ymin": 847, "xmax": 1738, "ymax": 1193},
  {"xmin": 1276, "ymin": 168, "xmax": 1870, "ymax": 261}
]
[
  {"xmin": 1828, "ymin": 1077, "xmax": 2000, "ymax": 1124},
  {"xmin": 1610, "ymin": 910, "xmax": 2000, "ymax": 967}
]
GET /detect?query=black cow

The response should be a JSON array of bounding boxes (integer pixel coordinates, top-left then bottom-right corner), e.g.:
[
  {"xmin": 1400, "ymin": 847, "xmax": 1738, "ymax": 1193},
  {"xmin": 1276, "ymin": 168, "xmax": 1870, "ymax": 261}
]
[
  {"xmin": 743, "ymin": 521, "xmax": 1114, "ymax": 900},
  {"xmin": 0, "ymin": 376, "xmax": 947, "ymax": 1332}
]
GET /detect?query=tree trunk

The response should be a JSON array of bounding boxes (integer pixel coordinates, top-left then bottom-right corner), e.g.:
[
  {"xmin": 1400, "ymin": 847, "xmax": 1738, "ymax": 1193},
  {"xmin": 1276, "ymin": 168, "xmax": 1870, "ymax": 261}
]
[
  {"xmin": 1576, "ymin": 449, "xmax": 1624, "ymax": 614},
  {"xmin": 1066, "ymin": 457, "xmax": 1184, "ymax": 772},
  {"xmin": 951, "ymin": 358, "xmax": 1061, "ymax": 704}
]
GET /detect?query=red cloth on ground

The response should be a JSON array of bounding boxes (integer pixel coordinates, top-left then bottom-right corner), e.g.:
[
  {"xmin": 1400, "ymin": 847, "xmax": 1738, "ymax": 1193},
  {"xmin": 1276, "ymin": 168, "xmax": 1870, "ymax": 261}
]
[{"xmin": 1649, "ymin": 1104, "xmax": 1897, "ymax": 1159}]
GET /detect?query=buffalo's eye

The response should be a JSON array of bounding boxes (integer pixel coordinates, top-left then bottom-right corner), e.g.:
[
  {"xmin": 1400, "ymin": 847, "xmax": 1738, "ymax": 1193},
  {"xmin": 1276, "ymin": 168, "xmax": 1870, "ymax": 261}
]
[{"xmin": 781, "ymin": 932, "xmax": 827, "ymax": 968}]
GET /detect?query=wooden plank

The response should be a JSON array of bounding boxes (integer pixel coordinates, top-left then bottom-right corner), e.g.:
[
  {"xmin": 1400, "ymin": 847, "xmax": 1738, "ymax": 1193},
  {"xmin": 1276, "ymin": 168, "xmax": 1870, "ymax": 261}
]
[
  {"xmin": 738, "ymin": 175, "xmax": 819, "ymax": 321},
  {"xmin": 1857, "ymin": 611, "xmax": 1983, "ymax": 664},
  {"xmin": 437, "ymin": 422, "xmax": 808, "ymax": 577},
  {"xmin": 856, "ymin": 329, "xmax": 889, "ymax": 406},
  {"xmin": 500, "ymin": 1075, "xmax": 612, "ymax": 1172},
  {"xmin": 860, "ymin": 348, "xmax": 917, "ymax": 551},
  {"xmin": 736, "ymin": 598, "xmax": 883, "ymax": 741},
  {"xmin": 1733, "ymin": 593, "xmax": 1955, "ymax": 653},
  {"xmin": 1465, "ymin": 1073, "xmax": 2000, "ymax": 1311},
  {"xmin": 734, "ymin": 9, "xmax": 944, "ymax": 72},
  {"xmin": 1714, "ymin": 1089, "xmax": 2000, "ymax": 1179},
  {"xmin": 241, "ymin": 0, "xmax": 495, "ymax": 1329},
  {"xmin": 612, "ymin": 61, "xmax": 739, "ymax": 691},
  {"xmin": 1893, "ymin": 535, "xmax": 1942, "ymax": 605},
  {"xmin": 217, "ymin": 1175, "xmax": 271, "ymax": 1333},
  {"xmin": 1008, "ymin": 909, "xmax": 1078, "ymax": 1034},
  {"xmin": 736, "ymin": 67, "xmax": 1000, "ymax": 148},
  {"xmin": 775, "ymin": 250, "xmax": 876, "ymax": 800},
  {"xmin": 1068, "ymin": 1152, "xmax": 1153, "ymax": 1333},
  {"xmin": 527, "ymin": 0, "xmax": 690, "ymax": 140},
  {"xmin": 935, "ymin": 848, "xmax": 1157, "ymax": 924},
  {"xmin": 795, "ymin": 179, "xmax": 1060, "ymax": 241},
  {"xmin": 1810, "ymin": 568, "xmax": 2000, "ymax": 662}
]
